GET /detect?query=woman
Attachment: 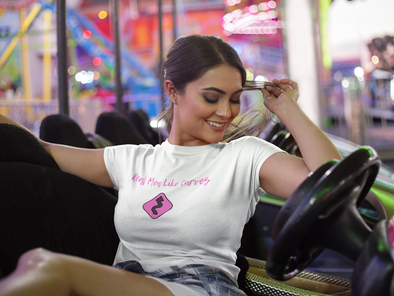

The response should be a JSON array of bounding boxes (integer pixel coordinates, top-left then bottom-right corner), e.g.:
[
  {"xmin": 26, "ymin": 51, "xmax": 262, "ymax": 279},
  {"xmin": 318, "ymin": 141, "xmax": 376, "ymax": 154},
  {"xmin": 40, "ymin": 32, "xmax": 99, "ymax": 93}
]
[{"xmin": 0, "ymin": 35, "xmax": 342, "ymax": 296}]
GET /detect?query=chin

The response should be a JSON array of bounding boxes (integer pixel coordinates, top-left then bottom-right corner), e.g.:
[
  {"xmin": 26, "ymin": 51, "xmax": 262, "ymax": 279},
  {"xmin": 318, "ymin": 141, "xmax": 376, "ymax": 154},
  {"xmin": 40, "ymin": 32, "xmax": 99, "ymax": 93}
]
[{"xmin": 206, "ymin": 135, "xmax": 224, "ymax": 144}]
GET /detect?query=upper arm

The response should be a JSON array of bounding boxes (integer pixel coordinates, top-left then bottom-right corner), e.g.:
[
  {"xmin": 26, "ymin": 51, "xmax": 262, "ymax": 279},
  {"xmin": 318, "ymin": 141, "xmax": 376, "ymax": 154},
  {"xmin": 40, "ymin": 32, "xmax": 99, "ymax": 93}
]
[
  {"xmin": 44, "ymin": 142, "xmax": 114, "ymax": 188},
  {"xmin": 259, "ymin": 152, "xmax": 310, "ymax": 200}
]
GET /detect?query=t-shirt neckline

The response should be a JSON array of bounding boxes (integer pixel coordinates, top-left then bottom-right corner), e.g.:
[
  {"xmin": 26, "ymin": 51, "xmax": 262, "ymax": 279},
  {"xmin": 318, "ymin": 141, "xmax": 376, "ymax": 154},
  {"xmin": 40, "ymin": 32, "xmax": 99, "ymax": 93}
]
[{"xmin": 161, "ymin": 140, "xmax": 222, "ymax": 154}]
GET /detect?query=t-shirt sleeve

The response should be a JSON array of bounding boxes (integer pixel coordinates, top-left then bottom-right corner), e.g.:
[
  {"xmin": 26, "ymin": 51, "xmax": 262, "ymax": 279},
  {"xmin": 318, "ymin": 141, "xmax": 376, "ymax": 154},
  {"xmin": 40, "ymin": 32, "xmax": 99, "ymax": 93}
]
[
  {"xmin": 104, "ymin": 145, "xmax": 134, "ymax": 190},
  {"xmin": 104, "ymin": 146, "xmax": 119, "ymax": 190},
  {"xmin": 243, "ymin": 136, "xmax": 286, "ymax": 195}
]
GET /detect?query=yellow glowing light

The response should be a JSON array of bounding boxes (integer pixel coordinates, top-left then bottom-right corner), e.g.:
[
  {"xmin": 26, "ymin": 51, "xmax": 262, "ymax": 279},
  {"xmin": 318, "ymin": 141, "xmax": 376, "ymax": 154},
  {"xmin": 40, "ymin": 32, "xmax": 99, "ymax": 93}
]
[
  {"xmin": 98, "ymin": 11, "xmax": 107, "ymax": 19},
  {"xmin": 371, "ymin": 55, "xmax": 379, "ymax": 64},
  {"xmin": 68, "ymin": 66, "xmax": 76, "ymax": 75},
  {"xmin": 93, "ymin": 71, "xmax": 100, "ymax": 80},
  {"xmin": 246, "ymin": 68, "xmax": 254, "ymax": 81}
]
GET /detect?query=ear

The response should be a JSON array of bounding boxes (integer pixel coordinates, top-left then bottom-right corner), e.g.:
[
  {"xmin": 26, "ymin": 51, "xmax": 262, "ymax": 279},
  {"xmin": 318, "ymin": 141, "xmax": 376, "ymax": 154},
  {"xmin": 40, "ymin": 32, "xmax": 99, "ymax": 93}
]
[{"xmin": 165, "ymin": 80, "xmax": 178, "ymax": 104}]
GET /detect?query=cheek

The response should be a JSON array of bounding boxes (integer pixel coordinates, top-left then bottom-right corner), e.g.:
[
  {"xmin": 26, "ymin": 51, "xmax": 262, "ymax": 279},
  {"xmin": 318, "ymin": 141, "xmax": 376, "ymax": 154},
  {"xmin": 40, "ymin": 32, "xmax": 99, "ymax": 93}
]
[{"xmin": 231, "ymin": 105, "xmax": 241, "ymax": 119}]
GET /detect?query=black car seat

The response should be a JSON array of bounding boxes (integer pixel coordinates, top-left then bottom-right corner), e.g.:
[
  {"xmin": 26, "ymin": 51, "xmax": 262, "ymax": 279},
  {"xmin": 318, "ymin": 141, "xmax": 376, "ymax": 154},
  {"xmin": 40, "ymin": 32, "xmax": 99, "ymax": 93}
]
[
  {"xmin": 128, "ymin": 109, "xmax": 163, "ymax": 145},
  {"xmin": 95, "ymin": 111, "xmax": 148, "ymax": 145},
  {"xmin": 39, "ymin": 114, "xmax": 113, "ymax": 149},
  {"xmin": 40, "ymin": 114, "xmax": 95, "ymax": 148},
  {"xmin": 0, "ymin": 124, "xmax": 119, "ymax": 277}
]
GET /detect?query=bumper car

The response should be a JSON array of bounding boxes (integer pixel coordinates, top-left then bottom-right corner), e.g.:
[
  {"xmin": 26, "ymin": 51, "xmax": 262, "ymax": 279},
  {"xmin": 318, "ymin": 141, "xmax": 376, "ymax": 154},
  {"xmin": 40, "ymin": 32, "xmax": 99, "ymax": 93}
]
[
  {"xmin": 1, "ymin": 122, "xmax": 393, "ymax": 296},
  {"xmin": 243, "ymin": 146, "xmax": 389, "ymax": 296}
]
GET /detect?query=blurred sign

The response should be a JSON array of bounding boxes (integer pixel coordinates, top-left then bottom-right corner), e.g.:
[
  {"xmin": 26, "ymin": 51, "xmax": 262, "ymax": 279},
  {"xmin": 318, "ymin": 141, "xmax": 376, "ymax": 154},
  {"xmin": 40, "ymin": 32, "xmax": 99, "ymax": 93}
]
[
  {"xmin": 223, "ymin": 0, "xmax": 282, "ymax": 36},
  {"xmin": 0, "ymin": 0, "xmax": 38, "ymax": 10}
]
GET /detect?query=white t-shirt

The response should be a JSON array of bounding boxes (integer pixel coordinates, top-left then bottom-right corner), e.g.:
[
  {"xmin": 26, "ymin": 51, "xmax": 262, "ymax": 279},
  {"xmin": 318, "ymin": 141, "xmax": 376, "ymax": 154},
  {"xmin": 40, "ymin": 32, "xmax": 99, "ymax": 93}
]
[{"xmin": 104, "ymin": 136, "xmax": 284, "ymax": 280}]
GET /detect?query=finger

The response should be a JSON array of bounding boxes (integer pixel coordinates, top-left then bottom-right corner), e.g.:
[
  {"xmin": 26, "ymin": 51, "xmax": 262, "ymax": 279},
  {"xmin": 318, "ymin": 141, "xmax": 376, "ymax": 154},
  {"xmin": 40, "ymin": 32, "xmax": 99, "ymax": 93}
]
[
  {"xmin": 272, "ymin": 79, "xmax": 291, "ymax": 91},
  {"xmin": 261, "ymin": 88, "xmax": 272, "ymax": 99},
  {"xmin": 277, "ymin": 79, "xmax": 298, "ymax": 90},
  {"xmin": 269, "ymin": 80, "xmax": 290, "ymax": 95},
  {"xmin": 266, "ymin": 85, "xmax": 283, "ymax": 98}
]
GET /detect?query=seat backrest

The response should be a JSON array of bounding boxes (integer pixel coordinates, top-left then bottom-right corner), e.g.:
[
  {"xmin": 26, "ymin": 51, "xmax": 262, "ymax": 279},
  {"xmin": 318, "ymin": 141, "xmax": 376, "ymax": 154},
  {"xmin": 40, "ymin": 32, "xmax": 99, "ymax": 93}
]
[
  {"xmin": 95, "ymin": 111, "xmax": 148, "ymax": 145},
  {"xmin": 0, "ymin": 123, "xmax": 59, "ymax": 169},
  {"xmin": 40, "ymin": 114, "xmax": 93, "ymax": 148},
  {"xmin": 127, "ymin": 109, "xmax": 156, "ymax": 144}
]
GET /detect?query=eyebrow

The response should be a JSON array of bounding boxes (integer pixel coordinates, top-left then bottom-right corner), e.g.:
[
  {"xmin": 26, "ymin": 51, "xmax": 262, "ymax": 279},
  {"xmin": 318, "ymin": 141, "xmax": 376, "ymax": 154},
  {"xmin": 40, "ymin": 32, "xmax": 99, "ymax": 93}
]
[{"xmin": 201, "ymin": 87, "xmax": 244, "ymax": 95}]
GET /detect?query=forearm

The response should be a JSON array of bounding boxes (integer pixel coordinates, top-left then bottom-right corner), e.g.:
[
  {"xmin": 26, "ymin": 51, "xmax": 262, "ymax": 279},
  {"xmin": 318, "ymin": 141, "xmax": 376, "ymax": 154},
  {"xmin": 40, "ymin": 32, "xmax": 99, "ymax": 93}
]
[{"xmin": 278, "ymin": 103, "xmax": 342, "ymax": 171}]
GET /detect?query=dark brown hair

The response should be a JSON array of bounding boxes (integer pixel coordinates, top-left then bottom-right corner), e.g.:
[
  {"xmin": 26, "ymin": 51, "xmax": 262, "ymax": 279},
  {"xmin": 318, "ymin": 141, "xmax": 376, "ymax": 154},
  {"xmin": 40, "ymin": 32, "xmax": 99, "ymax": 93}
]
[
  {"xmin": 157, "ymin": 34, "xmax": 270, "ymax": 142},
  {"xmin": 158, "ymin": 35, "xmax": 245, "ymax": 132}
]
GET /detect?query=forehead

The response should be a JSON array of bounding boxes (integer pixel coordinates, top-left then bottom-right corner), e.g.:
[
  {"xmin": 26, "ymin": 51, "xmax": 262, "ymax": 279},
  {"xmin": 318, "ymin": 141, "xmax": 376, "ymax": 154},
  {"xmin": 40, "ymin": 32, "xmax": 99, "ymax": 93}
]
[{"xmin": 188, "ymin": 65, "xmax": 243, "ymax": 92}]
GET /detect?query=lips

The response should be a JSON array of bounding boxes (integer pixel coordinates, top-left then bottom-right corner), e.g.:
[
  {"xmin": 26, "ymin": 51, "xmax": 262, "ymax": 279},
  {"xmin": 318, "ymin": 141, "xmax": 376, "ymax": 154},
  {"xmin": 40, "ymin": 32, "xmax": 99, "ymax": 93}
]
[{"xmin": 206, "ymin": 120, "xmax": 226, "ymax": 128}]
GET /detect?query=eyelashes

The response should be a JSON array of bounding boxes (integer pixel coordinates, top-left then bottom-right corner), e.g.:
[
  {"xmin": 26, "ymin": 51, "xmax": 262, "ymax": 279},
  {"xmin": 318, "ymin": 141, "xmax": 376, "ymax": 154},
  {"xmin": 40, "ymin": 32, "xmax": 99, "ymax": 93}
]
[
  {"xmin": 203, "ymin": 96, "xmax": 217, "ymax": 104},
  {"xmin": 203, "ymin": 96, "xmax": 241, "ymax": 105}
]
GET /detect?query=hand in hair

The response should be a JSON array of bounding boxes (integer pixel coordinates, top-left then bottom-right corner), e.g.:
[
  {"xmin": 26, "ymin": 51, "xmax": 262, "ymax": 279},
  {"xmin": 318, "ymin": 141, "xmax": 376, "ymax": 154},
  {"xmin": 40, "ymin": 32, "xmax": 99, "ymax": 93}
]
[{"xmin": 261, "ymin": 79, "xmax": 299, "ymax": 118}]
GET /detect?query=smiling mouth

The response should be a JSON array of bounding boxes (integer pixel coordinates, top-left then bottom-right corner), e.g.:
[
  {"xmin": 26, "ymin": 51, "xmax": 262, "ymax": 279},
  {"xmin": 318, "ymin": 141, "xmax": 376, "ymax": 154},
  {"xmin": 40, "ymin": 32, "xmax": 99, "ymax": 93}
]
[{"xmin": 206, "ymin": 120, "xmax": 226, "ymax": 128}]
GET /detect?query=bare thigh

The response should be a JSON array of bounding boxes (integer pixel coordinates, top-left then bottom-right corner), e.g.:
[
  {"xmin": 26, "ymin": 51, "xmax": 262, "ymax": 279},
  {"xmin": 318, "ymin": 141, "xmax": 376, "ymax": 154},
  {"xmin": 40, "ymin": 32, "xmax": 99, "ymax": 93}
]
[{"xmin": 0, "ymin": 248, "xmax": 174, "ymax": 296}]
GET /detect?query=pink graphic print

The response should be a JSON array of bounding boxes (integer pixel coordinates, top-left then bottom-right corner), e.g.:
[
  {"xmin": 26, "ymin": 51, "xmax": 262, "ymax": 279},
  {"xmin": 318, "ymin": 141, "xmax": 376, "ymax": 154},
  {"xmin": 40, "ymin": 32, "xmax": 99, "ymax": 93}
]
[{"xmin": 143, "ymin": 193, "xmax": 173, "ymax": 219}]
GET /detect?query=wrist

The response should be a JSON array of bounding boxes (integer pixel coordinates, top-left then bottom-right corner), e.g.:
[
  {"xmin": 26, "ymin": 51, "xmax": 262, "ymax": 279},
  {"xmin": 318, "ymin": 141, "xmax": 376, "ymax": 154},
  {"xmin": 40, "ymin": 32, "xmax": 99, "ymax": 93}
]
[{"xmin": 273, "ymin": 101, "xmax": 302, "ymax": 125}]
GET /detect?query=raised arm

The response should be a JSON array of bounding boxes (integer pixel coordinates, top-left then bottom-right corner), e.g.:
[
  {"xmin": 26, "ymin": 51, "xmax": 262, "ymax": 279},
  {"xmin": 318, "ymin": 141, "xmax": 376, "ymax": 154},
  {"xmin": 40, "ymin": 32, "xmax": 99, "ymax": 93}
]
[
  {"xmin": 0, "ymin": 114, "xmax": 114, "ymax": 188},
  {"xmin": 259, "ymin": 79, "xmax": 342, "ymax": 200}
]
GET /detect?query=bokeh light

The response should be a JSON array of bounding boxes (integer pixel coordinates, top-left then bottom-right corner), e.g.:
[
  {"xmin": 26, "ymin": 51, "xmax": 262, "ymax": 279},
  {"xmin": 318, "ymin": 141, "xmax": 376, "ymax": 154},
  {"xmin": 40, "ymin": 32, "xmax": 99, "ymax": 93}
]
[
  {"xmin": 267, "ymin": 1, "xmax": 276, "ymax": 9},
  {"xmin": 249, "ymin": 5, "xmax": 258, "ymax": 13},
  {"xmin": 98, "ymin": 11, "xmax": 107, "ymax": 19},
  {"xmin": 93, "ymin": 57, "xmax": 101, "ymax": 66},
  {"xmin": 223, "ymin": 23, "xmax": 235, "ymax": 32},
  {"xmin": 223, "ymin": 13, "xmax": 234, "ymax": 23},
  {"xmin": 333, "ymin": 71, "xmax": 343, "ymax": 82},
  {"xmin": 83, "ymin": 30, "xmax": 91, "ymax": 39},
  {"xmin": 232, "ymin": 9, "xmax": 243, "ymax": 18},
  {"xmin": 222, "ymin": 1, "xmax": 280, "ymax": 36},
  {"xmin": 371, "ymin": 55, "xmax": 379, "ymax": 64},
  {"xmin": 354, "ymin": 66, "xmax": 364, "ymax": 78},
  {"xmin": 257, "ymin": 12, "xmax": 268, "ymax": 21},
  {"xmin": 246, "ymin": 68, "xmax": 254, "ymax": 81},
  {"xmin": 225, "ymin": 0, "xmax": 241, "ymax": 6},
  {"xmin": 75, "ymin": 70, "xmax": 94, "ymax": 84},
  {"xmin": 67, "ymin": 66, "xmax": 76, "ymax": 75},
  {"xmin": 267, "ymin": 10, "xmax": 277, "ymax": 18},
  {"xmin": 258, "ymin": 3, "xmax": 268, "ymax": 10},
  {"xmin": 93, "ymin": 71, "xmax": 100, "ymax": 80},
  {"xmin": 150, "ymin": 119, "xmax": 166, "ymax": 128},
  {"xmin": 390, "ymin": 77, "xmax": 394, "ymax": 103},
  {"xmin": 255, "ymin": 75, "xmax": 267, "ymax": 82}
]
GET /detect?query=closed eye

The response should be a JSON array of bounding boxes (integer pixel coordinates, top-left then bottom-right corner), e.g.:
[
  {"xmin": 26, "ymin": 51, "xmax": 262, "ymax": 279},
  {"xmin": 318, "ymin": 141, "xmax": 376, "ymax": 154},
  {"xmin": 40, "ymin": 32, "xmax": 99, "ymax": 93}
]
[
  {"xmin": 203, "ymin": 96, "xmax": 218, "ymax": 104},
  {"xmin": 204, "ymin": 96, "xmax": 241, "ymax": 105}
]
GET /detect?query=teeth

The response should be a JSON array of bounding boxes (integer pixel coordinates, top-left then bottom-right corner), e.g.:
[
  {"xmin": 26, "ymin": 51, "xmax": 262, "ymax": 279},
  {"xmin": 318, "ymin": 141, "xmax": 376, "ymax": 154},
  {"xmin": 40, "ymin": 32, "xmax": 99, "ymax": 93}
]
[{"xmin": 206, "ymin": 121, "xmax": 225, "ymax": 127}]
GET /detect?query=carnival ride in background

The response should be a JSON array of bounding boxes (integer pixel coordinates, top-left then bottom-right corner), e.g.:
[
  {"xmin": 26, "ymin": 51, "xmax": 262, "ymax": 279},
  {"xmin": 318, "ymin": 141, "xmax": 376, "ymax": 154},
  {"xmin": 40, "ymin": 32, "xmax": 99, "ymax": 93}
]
[{"xmin": 0, "ymin": 0, "xmax": 161, "ymax": 130}]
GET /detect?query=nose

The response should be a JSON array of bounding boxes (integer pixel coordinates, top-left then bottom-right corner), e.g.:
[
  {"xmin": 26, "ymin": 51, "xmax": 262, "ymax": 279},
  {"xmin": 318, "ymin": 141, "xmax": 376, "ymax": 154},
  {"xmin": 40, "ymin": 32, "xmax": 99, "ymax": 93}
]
[{"xmin": 216, "ymin": 100, "xmax": 231, "ymax": 119}]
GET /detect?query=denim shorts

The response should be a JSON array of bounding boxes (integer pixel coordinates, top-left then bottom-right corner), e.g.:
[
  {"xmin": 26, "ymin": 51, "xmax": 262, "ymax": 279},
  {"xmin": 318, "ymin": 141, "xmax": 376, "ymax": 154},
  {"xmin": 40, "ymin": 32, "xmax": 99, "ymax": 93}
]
[{"xmin": 114, "ymin": 261, "xmax": 247, "ymax": 296}]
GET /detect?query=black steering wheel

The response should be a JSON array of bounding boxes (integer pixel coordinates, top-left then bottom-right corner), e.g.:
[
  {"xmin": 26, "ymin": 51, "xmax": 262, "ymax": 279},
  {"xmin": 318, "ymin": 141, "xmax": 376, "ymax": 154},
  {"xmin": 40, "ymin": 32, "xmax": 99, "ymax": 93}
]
[{"xmin": 266, "ymin": 147, "xmax": 381, "ymax": 281}]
